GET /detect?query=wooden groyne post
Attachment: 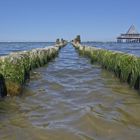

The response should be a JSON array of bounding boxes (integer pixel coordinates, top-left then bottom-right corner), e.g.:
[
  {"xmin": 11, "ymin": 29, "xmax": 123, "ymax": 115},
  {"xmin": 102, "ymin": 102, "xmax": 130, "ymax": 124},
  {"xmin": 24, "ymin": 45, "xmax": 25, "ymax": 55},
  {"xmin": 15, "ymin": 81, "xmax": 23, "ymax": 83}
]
[
  {"xmin": 72, "ymin": 42, "xmax": 140, "ymax": 91},
  {"xmin": 0, "ymin": 40, "xmax": 67, "ymax": 97}
]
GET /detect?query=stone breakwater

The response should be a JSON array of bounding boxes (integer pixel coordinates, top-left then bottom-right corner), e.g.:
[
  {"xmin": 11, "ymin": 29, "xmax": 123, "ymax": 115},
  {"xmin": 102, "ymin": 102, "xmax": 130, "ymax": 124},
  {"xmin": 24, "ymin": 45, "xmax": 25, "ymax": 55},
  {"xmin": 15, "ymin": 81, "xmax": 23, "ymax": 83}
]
[
  {"xmin": 72, "ymin": 42, "xmax": 140, "ymax": 91},
  {"xmin": 0, "ymin": 43, "xmax": 67, "ymax": 97}
]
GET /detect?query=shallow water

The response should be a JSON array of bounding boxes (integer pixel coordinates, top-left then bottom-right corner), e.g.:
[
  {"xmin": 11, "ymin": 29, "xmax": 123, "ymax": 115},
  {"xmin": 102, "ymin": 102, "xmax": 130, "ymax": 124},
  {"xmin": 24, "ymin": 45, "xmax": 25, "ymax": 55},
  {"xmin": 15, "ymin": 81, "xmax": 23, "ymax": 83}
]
[{"xmin": 0, "ymin": 44, "xmax": 140, "ymax": 140}]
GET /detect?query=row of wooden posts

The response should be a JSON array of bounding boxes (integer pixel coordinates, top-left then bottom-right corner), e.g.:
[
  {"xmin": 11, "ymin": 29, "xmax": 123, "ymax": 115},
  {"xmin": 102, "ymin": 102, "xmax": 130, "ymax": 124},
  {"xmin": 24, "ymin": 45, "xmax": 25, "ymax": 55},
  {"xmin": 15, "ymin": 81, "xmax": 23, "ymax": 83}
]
[
  {"xmin": 0, "ymin": 41, "xmax": 67, "ymax": 97},
  {"xmin": 72, "ymin": 42, "xmax": 140, "ymax": 91},
  {"xmin": 1, "ymin": 38, "xmax": 140, "ymax": 97}
]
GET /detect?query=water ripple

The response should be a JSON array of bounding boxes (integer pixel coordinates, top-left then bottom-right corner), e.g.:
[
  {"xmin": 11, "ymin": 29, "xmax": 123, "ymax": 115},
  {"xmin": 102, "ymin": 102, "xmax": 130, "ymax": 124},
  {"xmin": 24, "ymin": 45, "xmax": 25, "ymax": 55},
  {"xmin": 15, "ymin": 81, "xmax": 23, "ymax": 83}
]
[{"xmin": 0, "ymin": 44, "xmax": 140, "ymax": 140}]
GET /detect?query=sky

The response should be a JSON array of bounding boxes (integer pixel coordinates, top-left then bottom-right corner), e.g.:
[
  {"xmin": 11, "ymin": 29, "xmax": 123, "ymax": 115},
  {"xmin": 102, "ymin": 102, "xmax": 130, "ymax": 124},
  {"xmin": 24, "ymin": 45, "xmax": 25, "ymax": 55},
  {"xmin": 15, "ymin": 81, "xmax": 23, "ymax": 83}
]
[{"xmin": 0, "ymin": 0, "xmax": 140, "ymax": 42}]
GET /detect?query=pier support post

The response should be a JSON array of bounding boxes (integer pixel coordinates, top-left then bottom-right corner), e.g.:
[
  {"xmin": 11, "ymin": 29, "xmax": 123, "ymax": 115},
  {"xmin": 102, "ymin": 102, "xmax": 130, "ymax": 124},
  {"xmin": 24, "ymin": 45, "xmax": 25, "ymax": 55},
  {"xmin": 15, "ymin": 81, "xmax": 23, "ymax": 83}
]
[{"xmin": 0, "ymin": 74, "xmax": 7, "ymax": 97}]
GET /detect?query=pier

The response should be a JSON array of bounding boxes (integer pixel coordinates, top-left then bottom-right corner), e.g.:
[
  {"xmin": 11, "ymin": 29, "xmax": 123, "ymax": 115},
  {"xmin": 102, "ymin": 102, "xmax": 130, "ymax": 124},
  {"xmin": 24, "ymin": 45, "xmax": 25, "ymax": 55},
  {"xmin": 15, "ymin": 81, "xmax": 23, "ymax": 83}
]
[{"xmin": 117, "ymin": 25, "xmax": 140, "ymax": 43}]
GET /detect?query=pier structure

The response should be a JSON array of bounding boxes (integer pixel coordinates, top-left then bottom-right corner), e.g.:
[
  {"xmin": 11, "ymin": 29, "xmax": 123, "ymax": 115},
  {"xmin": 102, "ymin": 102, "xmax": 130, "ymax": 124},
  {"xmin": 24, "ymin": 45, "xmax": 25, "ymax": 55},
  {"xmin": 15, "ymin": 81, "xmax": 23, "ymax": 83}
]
[{"xmin": 117, "ymin": 25, "xmax": 140, "ymax": 43}]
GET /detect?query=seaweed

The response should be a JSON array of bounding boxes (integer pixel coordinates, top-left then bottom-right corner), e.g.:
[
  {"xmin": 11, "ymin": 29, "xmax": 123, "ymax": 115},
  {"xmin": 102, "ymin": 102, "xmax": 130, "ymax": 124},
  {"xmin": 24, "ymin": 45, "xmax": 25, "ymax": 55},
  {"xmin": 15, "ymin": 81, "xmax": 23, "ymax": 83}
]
[
  {"xmin": 72, "ymin": 43, "xmax": 140, "ymax": 90},
  {"xmin": 0, "ymin": 42, "xmax": 67, "ymax": 96}
]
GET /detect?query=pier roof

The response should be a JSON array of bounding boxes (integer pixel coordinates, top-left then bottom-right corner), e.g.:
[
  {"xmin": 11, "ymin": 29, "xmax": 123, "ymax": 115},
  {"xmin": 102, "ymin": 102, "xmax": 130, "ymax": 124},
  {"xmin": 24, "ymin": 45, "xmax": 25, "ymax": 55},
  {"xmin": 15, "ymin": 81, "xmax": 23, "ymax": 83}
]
[
  {"xmin": 126, "ymin": 25, "xmax": 139, "ymax": 34},
  {"xmin": 117, "ymin": 25, "xmax": 140, "ymax": 40}
]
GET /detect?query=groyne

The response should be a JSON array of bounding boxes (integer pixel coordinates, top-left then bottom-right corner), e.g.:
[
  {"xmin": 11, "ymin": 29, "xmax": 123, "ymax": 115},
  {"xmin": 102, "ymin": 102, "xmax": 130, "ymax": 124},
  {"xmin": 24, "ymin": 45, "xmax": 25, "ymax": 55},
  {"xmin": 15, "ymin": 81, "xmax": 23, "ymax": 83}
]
[
  {"xmin": 72, "ymin": 42, "xmax": 140, "ymax": 91},
  {"xmin": 0, "ymin": 42, "xmax": 67, "ymax": 97}
]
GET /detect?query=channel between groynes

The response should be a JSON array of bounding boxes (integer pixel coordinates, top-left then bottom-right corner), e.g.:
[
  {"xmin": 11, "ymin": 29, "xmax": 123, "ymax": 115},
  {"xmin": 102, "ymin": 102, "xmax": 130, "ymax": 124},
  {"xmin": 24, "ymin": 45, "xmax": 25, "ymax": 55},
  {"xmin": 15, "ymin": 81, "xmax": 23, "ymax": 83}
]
[
  {"xmin": 72, "ymin": 42, "xmax": 140, "ymax": 91},
  {"xmin": 0, "ymin": 42, "xmax": 67, "ymax": 97}
]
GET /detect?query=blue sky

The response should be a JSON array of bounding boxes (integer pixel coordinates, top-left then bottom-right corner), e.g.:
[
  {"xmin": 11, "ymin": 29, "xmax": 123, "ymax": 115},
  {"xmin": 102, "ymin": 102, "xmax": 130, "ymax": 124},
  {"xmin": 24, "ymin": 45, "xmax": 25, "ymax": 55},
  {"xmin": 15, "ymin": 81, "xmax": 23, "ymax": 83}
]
[{"xmin": 0, "ymin": 0, "xmax": 140, "ymax": 42}]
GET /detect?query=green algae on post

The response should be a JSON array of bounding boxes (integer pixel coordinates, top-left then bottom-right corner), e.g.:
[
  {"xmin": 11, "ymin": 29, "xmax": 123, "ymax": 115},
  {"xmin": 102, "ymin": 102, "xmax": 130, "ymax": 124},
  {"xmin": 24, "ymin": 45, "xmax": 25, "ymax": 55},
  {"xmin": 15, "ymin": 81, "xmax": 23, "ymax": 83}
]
[
  {"xmin": 0, "ymin": 41, "xmax": 67, "ymax": 96},
  {"xmin": 72, "ymin": 42, "xmax": 140, "ymax": 90}
]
